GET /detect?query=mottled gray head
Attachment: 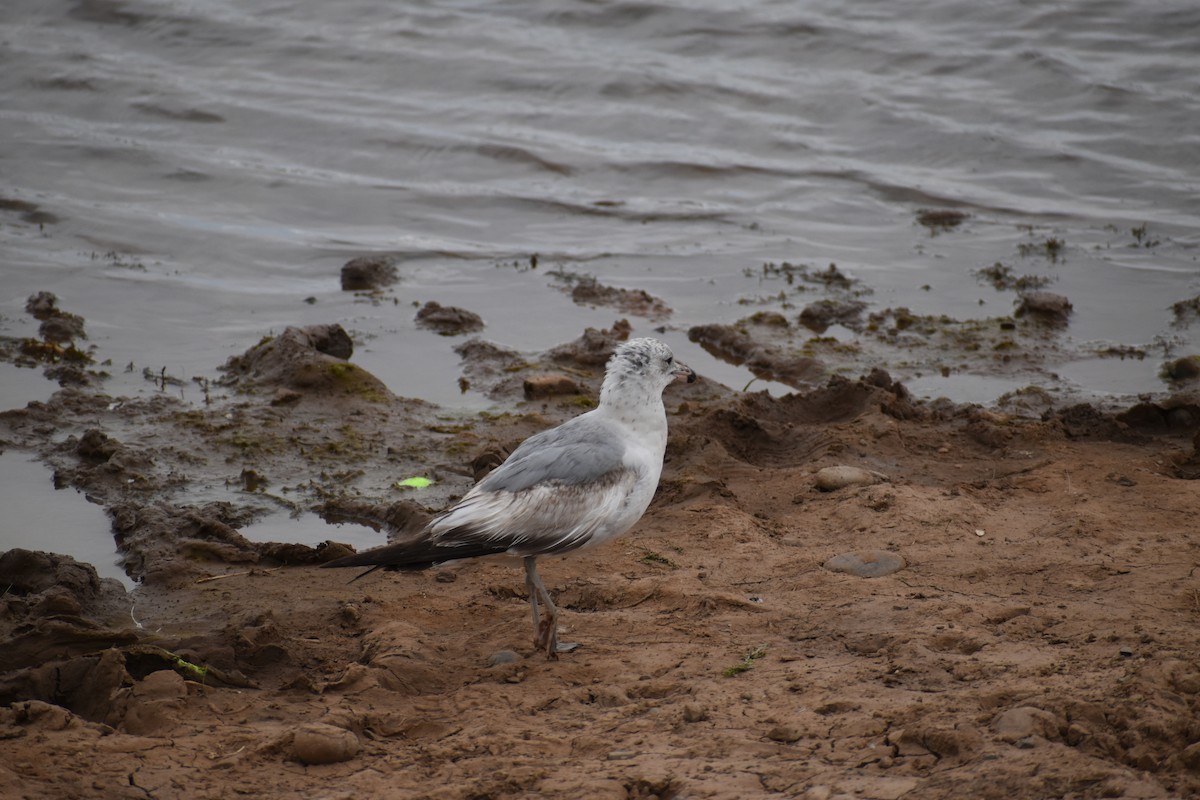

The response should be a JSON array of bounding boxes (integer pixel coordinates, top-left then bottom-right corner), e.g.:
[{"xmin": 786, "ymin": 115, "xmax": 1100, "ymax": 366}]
[{"xmin": 601, "ymin": 338, "xmax": 696, "ymax": 402}]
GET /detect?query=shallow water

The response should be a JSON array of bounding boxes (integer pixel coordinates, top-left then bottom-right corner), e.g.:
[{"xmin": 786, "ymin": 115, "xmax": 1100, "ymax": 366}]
[
  {"xmin": 239, "ymin": 511, "xmax": 385, "ymax": 552},
  {"xmin": 2, "ymin": 0, "xmax": 1199, "ymax": 571},
  {"xmin": 2, "ymin": 0, "xmax": 1198, "ymax": 410},
  {"xmin": 0, "ymin": 449, "xmax": 133, "ymax": 587}
]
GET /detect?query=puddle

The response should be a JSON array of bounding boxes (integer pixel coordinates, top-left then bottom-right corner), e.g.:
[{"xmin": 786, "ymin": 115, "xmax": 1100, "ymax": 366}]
[
  {"xmin": 0, "ymin": 449, "xmax": 134, "ymax": 589},
  {"xmin": 0, "ymin": 362, "xmax": 57, "ymax": 412},
  {"xmin": 238, "ymin": 511, "xmax": 386, "ymax": 551}
]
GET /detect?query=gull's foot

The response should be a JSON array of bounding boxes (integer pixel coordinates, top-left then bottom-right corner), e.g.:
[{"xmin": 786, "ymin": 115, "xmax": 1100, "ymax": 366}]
[{"xmin": 536, "ymin": 617, "xmax": 556, "ymax": 658}]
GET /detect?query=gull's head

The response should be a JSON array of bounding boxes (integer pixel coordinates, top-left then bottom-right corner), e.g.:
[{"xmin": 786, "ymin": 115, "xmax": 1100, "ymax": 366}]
[{"xmin": 603, "ymin": 338, "xmax": 696, "ymax": 399}]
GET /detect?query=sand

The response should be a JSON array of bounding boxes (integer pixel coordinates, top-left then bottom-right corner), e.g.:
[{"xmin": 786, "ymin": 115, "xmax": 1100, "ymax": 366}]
[{"xmin": 2, "ymin": 313, "xmax": 1200, "ymax": 799}]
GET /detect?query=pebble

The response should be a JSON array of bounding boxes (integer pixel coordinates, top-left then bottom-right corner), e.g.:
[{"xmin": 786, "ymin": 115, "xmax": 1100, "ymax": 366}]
[
  {"xmin": 340, "ymin": 256, "xmax": 397, "ymax": 291},
  {"xmin": 487, "ymin": 650, "xmax": 521, "ymax": 666},
  {"xmin": 823, "ymin": 550, "xmax": 906, "ymax": 578},
  {"xmin": 682, "ymin": 704, "xmax": 709, "ymax": 723},
  {"xmin": 291, "ymin": 723, "xmax": 361, "ymax": 765},
  {"xmin": 766, "ymin": 725, "xmax": 803, "ymax": 743},
  {"xmin": 814, "ymin": 466, "xmax": 884, "ymax": 492}
]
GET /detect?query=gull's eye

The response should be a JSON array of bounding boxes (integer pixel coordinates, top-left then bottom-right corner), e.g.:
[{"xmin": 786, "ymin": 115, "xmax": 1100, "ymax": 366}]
[{"xmin": 666, "ymin": 356, "xmax": 674, "ymax": 366}]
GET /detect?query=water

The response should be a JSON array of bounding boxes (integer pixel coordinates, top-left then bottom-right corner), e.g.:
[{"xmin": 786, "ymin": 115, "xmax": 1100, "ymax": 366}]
[
  {"xmin": 239, "ymin": 511, "xmax": 385, "ymax": 551},
  {"xmin": 0, "ymin": 450, "xmax": 134, "ymax": 588},
  {"xmin": 2, "ymin": 0, "xmax": 1199, "ymax": 569}
]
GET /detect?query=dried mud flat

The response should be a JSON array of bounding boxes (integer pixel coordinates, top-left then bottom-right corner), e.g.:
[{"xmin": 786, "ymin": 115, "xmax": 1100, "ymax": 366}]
[{"xmin": 3, "ymin": 305, "xmax": 1200, "ymax": 799}]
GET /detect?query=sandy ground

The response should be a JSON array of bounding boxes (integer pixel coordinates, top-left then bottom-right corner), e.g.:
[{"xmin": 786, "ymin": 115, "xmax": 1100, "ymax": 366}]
[{"xmin": 3, "ymin": 305, "xmax": 1200, "ymax": 799}]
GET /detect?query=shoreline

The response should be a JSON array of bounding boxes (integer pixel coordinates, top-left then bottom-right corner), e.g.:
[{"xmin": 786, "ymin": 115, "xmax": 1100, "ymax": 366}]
[{"xmin": 2, "ymin": 296, "xmax": 1200, "ymax": 798}]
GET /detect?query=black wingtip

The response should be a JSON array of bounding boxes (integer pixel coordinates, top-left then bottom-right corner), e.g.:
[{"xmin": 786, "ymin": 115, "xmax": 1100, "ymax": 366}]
[{"xmin": 347, "ymin": 564, "xmax": 384, "ymax": 582}]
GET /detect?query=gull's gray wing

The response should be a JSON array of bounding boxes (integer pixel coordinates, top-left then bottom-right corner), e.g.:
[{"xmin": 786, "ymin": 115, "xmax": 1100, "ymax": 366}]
[
  {"xmin": 323, "ymin": 412, "xmax": 643, "ymax": 568},
  {"xmin": 430, "ymin": 465, "xmax": 641, "ymax": 556},
  {"xmin": 476, "ymin": 413, "xmax": 626, "ymax": 494}
]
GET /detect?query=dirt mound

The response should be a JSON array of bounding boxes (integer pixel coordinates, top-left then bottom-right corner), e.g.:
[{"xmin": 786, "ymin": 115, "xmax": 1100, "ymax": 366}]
[
  {"xmin": 567, "ymin": 277, "xmax": 672, "ymax": 321},
  {"xmin": 689, "ymin": 321, "xmax": 824, "ymax": 388},
  {"xmin": 219, "ymin": 324, "xmax": 390, "ymax": 403}
]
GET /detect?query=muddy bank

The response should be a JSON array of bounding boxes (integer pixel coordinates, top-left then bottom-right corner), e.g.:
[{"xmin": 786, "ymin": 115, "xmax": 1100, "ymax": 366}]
[{"xmin": 2, "ymin": 298, "xmax": 1200, "ymax": 799}]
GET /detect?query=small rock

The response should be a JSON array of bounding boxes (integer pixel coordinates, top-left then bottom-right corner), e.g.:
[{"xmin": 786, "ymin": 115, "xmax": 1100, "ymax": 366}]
[
  {"xmin": 1015, "ymin": 736, "xmax": 1038, "ymax": 749},
  {"xmin": 340, "ymin": 256, "xmax": 397, "ymax": 291},
  {"xmin": 304, "ymin": 324, "xmax": 354, "ymax": 360},
  {"xmin": 291, "ymin": 723, "xmax": 361, "ymax": 765},
  {"xmin": 523, "ymin": 374, "xmax": 582, "ymax": 399},
  {"xmin": 1119, "ymin": 646, "xmax": 1134, "ymax": 658},
  {"xmin": 823, "ymin": 550, "xmax": 906, "ymax": 578},
  {"xmin": 682, "ymin": 704, "xmax": 709, "ymax": 723},
  {"xmin": 606, "ymin": 750, "xmax": 636, "ymax": 760},
  {"xmin": 766, "ymin": 725, "xmax": 803, "ymax": 743},
  {"xmin": 415, "ymin": 301, "xmax": 484, "ymax": 335},
  {"xmin": 814, "ymin": 465, "xmax": 884, "ymax": 491},
  {"xmin": 487, "ymin": 650, "xmax": 521, "ymax": 667}
]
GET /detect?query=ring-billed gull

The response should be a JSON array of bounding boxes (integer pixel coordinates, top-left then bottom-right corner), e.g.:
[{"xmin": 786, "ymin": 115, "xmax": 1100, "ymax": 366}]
[{"xmin": 322, "ymin": 337, "xmax": 696, "ymax": 659}]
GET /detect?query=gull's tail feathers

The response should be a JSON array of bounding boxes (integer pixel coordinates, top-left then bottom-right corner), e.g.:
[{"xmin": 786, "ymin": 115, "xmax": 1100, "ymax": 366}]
[{"xmin": 321, "ymin": 538, "xmax": 511, "ymax": 582}]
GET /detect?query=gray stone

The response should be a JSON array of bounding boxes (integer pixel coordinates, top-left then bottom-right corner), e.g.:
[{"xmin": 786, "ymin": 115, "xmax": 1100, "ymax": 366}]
[
  {"xmin": 814, "ymin": 466, "xmax": 884, "ymax": 491},
  {"xmin": 823, "ymin": 550, "xmax": 906, "ymax": 578}
]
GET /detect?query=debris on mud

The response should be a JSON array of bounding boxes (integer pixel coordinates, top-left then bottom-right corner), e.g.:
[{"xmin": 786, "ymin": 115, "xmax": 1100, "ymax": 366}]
[
  {"xmin": 974, "ymin": 262, "xmax": 1052, "ymax": 292},
  {"xmin": 798, "ymin": 299, "xmax": 868, "ymax": 333},
  {"xmin": 219, "ymin": 324, "xmax": 390, "ymax": 402},
  {"xmin": 26, "ymin": 291, "xmax": 86, "ymax": 343},
  {"xmin": 1015, "ymin": 291, "xmax": 1073, "ymax": 324},
  {"xmin": 1171, "ymin": 295, "xmax": 1200, "ymax": 327},
  {"xmin": 1163, "ymin": 356, "xmax": 1200, "ymax": 384},
  {"xmin": 689, "ymin": 321, "xmax": 824, "ymax": 389},
  {"xmin": 564, "ymin": 276, "xmax": 672, "ymax": 321}
]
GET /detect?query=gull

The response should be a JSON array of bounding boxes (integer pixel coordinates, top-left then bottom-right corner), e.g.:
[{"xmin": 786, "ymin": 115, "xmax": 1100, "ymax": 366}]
[{"xmin": 322, "ymin": 337, "xmax": 696, "ymax": 659}]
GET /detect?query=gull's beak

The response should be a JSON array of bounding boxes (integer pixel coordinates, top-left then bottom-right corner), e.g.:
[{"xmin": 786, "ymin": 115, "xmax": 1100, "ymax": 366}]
[{"xmin": 672, "ymin": 361, "xmax": 697, "ymax": 384}]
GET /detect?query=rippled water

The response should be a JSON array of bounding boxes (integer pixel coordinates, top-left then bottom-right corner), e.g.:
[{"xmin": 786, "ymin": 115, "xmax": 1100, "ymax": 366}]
[{"xmin": 2, "ymin": 0, "xmax": 1199, "ymax": 406}]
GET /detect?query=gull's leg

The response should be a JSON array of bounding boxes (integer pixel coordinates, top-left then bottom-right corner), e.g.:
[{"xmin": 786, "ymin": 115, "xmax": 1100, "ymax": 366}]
[
  {"xmin": 523, "ymin": 556, "xmax": 541, "ymax": 644},
  {"xmin": 523, "ymin": 557, "xmax": 578, "ymax": 659}
]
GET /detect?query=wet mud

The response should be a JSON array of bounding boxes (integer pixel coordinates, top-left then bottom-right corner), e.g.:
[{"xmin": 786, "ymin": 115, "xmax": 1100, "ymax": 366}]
[{"xmin": 2, "ymin": 293, "xmax": 1200, "ymax": 799}]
